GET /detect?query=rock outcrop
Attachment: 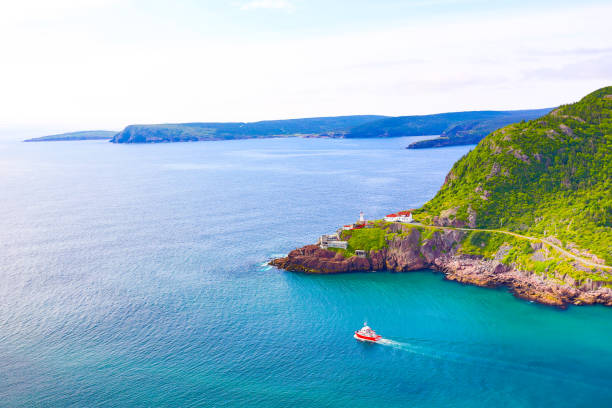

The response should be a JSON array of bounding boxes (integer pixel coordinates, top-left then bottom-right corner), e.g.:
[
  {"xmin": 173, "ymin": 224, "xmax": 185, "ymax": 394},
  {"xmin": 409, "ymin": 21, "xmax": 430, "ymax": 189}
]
[{"xmin": 270, "ymin": 228, "xmax": 612, "ymax": 308}]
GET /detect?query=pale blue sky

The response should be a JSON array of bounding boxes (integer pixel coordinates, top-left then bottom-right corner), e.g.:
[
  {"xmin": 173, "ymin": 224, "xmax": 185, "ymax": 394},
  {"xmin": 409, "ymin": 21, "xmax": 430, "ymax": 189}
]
[{"xmin": 0, "ymin": 0, "xmax": 610, "ymax": 134}]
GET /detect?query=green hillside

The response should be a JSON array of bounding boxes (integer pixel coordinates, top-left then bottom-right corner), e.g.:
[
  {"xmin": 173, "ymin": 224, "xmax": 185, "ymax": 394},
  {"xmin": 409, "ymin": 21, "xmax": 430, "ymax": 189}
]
[{"xmin": 417, "ymin": 86, "xmax": 612, "ymax": 263}]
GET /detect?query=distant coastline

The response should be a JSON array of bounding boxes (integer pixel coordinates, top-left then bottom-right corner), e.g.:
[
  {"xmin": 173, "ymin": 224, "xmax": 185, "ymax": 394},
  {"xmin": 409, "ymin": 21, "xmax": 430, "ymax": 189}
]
[
  {"xmin": 26, "ymin": 109, "xmax": 551, "ymax": 148},
  {"xmin": 108, "ymin": 110, "xmax": 551, "ymax": 146},
  {"xmin": 24, "ymin": 130, "xmax": 117, "ymax": 142}
]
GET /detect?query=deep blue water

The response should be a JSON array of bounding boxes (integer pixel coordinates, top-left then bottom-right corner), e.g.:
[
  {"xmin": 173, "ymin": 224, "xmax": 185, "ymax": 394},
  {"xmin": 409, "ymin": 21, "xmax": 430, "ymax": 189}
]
[{"xmin": 0, "ymin": 137, "xmax": 611, "ymax": 407}]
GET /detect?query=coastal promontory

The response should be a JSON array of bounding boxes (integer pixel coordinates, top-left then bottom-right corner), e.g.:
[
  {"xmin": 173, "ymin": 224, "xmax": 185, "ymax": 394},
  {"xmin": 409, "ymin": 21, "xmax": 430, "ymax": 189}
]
[{"xmin": 271, "ymin": 86, "xmax": 612, "ymax": 307}]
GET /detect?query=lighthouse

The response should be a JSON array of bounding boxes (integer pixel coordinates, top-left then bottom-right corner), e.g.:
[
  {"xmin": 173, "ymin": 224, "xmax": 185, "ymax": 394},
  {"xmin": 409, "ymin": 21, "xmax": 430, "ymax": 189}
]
[{"xmin": 359, "ymin": 211, "xmax": 365, "ymax": 223}]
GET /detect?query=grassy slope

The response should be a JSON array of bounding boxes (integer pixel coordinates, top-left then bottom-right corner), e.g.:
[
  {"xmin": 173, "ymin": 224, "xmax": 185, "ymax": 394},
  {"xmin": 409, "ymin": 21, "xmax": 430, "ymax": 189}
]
[
  {"xmin": 335, "ymin": 222, "xmax": 611, "ymax": 286},
  {"xmin": 417, "ymin": 86, "xmax": 612, "ymax": 263}
]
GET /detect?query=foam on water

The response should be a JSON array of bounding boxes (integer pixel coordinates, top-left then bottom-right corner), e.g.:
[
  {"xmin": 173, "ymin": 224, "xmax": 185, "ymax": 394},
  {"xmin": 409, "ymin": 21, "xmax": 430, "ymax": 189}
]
[{"xmin": 378, "ymin": 338, "xmax": 405, "ymax": 347}]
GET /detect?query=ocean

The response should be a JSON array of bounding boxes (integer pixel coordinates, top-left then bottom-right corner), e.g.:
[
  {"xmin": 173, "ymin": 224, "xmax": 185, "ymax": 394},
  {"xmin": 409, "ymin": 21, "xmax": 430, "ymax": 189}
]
[{"xmin": 1, "ymin": 136, "xmax": 611, "ymax": 407}]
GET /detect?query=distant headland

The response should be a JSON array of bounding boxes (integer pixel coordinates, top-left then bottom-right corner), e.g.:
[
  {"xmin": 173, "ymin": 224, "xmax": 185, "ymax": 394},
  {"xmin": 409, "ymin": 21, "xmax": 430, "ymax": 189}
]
[
  {"xmin": 109, "ymin": 116, "xmax": 385, "ymax": 143},
  {"xmin": 24, "ymin": 130, "xmax": 117, "ymax": 142}
]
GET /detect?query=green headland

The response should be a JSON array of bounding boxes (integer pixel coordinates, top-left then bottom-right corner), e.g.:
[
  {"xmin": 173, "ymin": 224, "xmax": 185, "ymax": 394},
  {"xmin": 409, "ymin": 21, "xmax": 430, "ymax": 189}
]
[{"xmin": 272, "ymin": 86, "xmax": 612, "ymax": 307}]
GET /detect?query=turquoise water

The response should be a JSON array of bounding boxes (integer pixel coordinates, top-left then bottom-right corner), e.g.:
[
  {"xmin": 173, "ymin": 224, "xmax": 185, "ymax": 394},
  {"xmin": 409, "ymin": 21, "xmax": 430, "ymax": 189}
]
[{"xmin": 0, "ymin": 137, "xmax": 611, "ymax": 407}]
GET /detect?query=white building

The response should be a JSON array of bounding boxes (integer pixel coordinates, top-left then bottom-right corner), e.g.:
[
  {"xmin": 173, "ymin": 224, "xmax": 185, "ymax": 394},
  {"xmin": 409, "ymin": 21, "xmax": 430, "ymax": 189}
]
[{"xmin": 384, "ymin": 210, "xmax": 413, "ymax": 223}]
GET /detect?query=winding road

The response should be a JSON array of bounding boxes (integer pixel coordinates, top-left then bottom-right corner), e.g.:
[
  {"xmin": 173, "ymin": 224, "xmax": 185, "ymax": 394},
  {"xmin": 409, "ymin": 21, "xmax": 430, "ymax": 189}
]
[{"xmin": 411, "ymin": 223, "xmax": 611, "ymax": 270}]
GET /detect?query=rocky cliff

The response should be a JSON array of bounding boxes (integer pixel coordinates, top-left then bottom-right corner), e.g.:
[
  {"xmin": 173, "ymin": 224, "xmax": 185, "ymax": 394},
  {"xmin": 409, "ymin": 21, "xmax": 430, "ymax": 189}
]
[{"xmin": 270, "ymin": 227, "xmax": 612, "ymax": 308}]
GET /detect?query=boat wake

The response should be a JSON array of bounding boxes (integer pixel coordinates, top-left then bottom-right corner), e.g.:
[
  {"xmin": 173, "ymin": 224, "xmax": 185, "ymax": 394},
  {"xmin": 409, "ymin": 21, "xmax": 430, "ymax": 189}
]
[
  {"xmin": 376, "ymin": 338, "xmax": 449, "ymax": 357},
  {"xmin": 377, "ymin": 338, "xmax": 406, "ymax": 347}
]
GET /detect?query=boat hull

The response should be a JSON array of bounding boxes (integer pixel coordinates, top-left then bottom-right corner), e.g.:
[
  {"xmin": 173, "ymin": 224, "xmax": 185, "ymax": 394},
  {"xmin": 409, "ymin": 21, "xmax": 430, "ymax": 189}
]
[{"xmin": 354, "ymin": 333, "xmax": 382, "ymax": 343}]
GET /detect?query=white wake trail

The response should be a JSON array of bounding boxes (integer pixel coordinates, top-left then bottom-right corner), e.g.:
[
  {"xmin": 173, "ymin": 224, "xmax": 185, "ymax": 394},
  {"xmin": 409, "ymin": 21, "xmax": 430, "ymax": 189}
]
[
  {"xmin": 376, "ymin": 338, "xmax": 438, "ymax": 357},
  {"xmin": 378, "ymin": 338, "xmax": 408, "ymax": 348}
]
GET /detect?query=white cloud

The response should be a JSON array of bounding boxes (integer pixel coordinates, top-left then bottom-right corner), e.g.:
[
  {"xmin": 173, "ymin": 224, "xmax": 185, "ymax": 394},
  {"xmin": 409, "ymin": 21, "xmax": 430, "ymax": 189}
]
[{"xmin": 239, "ymin": 0, "xmax": 295, "ymax": 11}]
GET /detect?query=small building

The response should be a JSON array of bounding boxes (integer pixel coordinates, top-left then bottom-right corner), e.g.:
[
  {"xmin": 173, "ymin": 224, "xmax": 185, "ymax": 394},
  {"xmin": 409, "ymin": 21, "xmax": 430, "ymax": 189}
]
[
  {"xmin": 384, "ymin": 210, "xmax": 413, "ymax": 223},
  {"xmin": 320, "ymin": 240, "xmax": 348, "ymax": 250},
  {"xmin": 318, "ymin": 233, "xmax": 340, "ymax": 246},
  {"xmin": 342, "ymin": 224, "xmax": 354, "ymax": 231},
  {"xmin": 355, "ymin": 250, "xmax": 367, "ymax": 258},
  {"xmin": 327, "ymin": 240, "xmax": 348, "ymax": 249}
]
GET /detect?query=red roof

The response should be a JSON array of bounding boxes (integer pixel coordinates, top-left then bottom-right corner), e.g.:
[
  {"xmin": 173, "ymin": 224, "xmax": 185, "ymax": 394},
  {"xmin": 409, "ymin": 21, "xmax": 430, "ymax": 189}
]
[
  {"xmin": 386, "ymin": 211, "xmax": 412, "ymax": 218},
  {"xmin": 344, "ymin": 225, "xmax": 352, "ymax": 228}
]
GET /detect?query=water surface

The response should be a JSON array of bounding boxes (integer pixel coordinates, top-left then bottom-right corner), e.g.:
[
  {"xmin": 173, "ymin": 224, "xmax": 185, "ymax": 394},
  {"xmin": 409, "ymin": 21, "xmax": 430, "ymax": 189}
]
[{"xmin": 1, "ymin": 137, "xmax": 610, "ymax": 407}]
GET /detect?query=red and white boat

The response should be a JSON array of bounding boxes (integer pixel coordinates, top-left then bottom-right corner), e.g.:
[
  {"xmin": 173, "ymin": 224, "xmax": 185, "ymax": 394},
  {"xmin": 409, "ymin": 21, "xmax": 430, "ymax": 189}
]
[{"xmin": 354, "ymin": 322, "xmax": 382, "ymax": 343}]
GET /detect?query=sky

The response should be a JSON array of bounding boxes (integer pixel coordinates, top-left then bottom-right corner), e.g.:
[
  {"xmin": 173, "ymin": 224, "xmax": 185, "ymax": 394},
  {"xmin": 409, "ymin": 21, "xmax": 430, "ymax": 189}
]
[{"xmin": 0, "ymin": 0, "xmax": 611, "ymax": 135}]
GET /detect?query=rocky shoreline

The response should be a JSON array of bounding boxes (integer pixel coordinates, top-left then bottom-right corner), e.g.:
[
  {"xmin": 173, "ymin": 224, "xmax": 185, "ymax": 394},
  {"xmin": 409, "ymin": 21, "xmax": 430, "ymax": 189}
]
[{"xmin": 270, "ymin": 228, "xmax": 612, "ymax": 308}]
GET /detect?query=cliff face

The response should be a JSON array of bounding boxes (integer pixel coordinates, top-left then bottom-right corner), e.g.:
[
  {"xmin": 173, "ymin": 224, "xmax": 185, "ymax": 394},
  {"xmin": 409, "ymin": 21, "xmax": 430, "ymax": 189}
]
[{"xmin": 270, "ymin": 228, "xmax": 612, "ymax": 308}]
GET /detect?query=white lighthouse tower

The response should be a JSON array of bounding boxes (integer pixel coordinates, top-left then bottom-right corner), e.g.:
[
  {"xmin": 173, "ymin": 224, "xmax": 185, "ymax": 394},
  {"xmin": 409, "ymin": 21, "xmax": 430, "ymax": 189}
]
[{"xmin": 359, "ymin": 211, "xmax": 365, "ymax": 223}]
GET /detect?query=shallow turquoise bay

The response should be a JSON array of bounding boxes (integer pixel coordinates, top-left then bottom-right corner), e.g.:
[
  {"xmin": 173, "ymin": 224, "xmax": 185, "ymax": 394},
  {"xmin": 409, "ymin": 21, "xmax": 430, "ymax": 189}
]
[{"xmin": 0, "ymin": 137, "xmax": 610, "ymax": 407}]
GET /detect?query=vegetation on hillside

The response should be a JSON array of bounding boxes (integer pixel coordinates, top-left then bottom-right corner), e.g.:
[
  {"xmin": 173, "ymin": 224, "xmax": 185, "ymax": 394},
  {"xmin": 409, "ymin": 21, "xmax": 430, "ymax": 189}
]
[
  {"xmin": 333, "ymin": 222, "xmax": 611, "ymax": 287},
  {"xmin": 457, "ymin": 230, "xmax": 612, "ymax": 287},
  {"xmin": 418, "ymin": 86, "xmax": 612, "ymax": 263}
]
